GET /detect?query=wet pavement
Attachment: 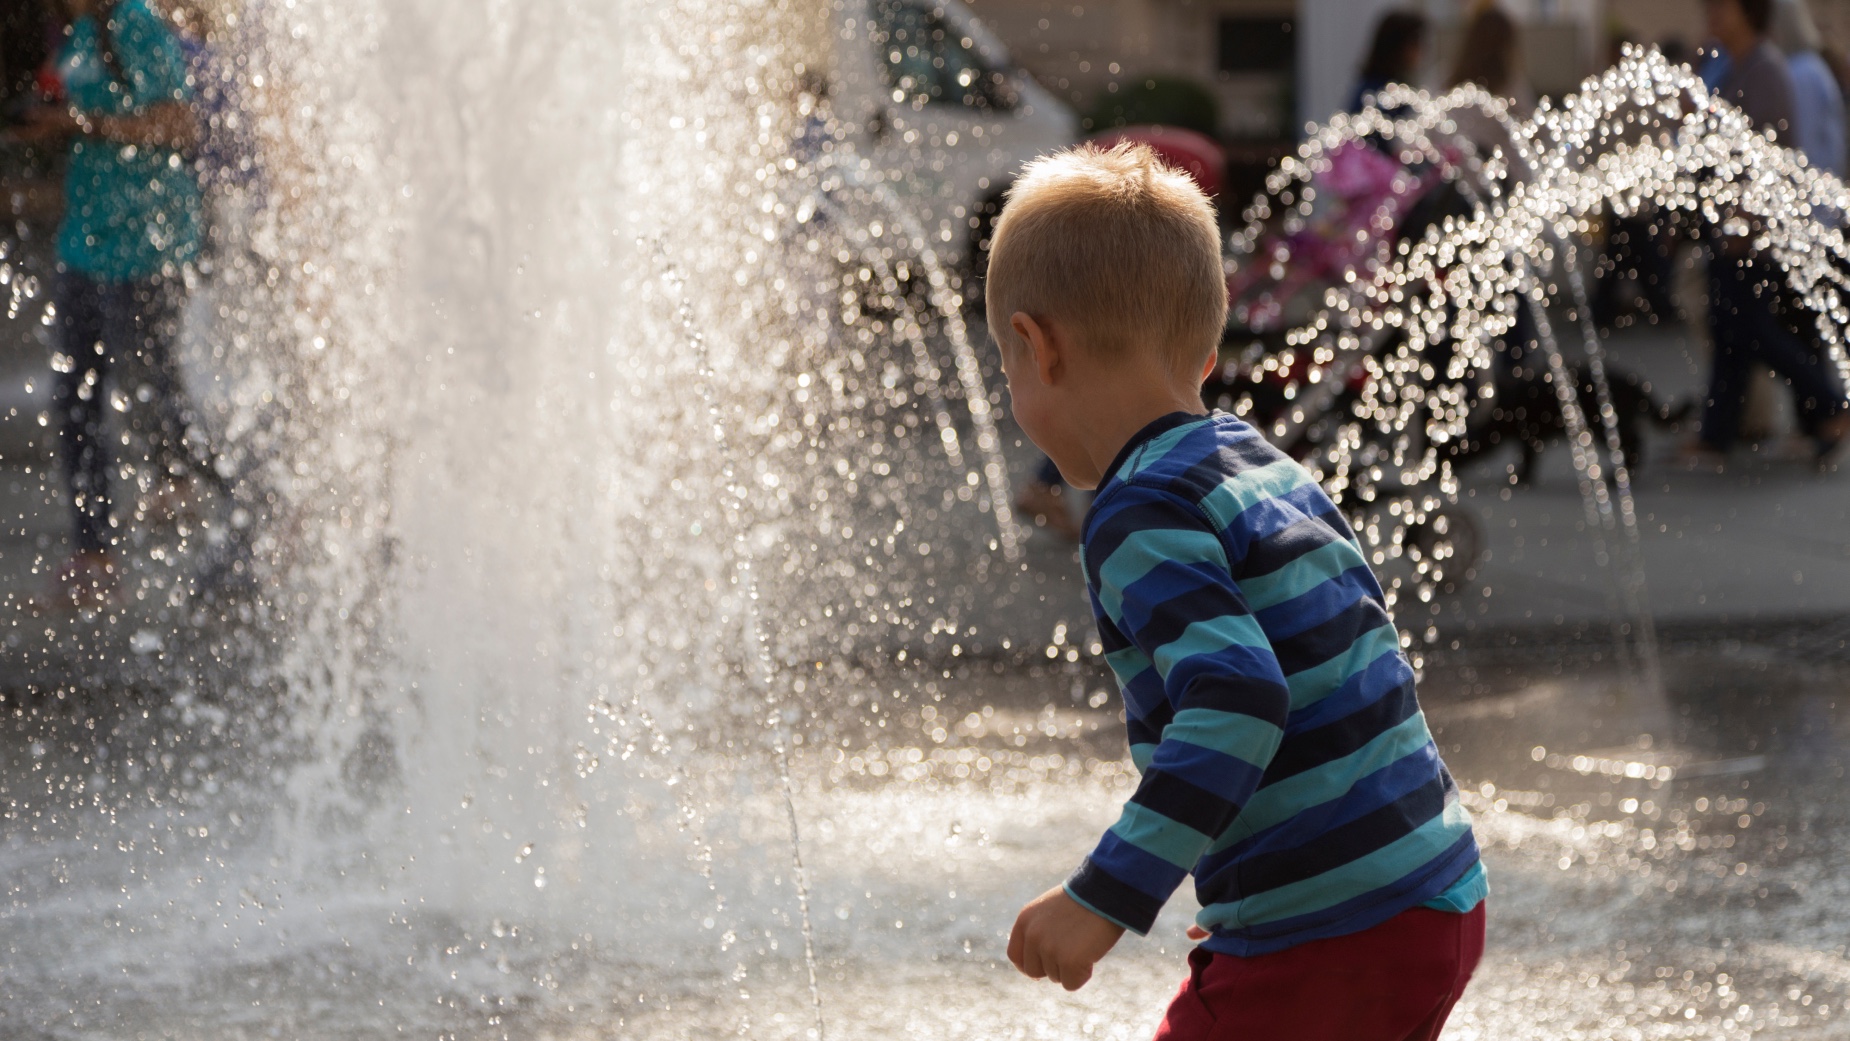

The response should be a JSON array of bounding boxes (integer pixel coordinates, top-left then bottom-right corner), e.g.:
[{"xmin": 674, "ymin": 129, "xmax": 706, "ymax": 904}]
[
  {"xmin": 1, "ymin": 644, "xmax": 1844, "ymax": 1039},
  {"xmin": 1449, "ymin": 324, "xmax": 1850, "ymax": 632}
]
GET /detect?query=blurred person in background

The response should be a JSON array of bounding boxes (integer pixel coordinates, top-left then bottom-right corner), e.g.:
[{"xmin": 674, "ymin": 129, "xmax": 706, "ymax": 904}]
[
  {"xmin": 1703, "ymin": 0, "xmax": 1797, "ymax": 138},
  {"xmin": 1815, "ymin": 42, "xmax": 1850, "ymax": 110},
  {"xmin": 11, "ymin": 0, "xmax": 203, "ymax": 607},
  {"xmin": 1772, "ymin": 0, "xmax": 1845, "ymax": 177},
  {"xmin": 1350, "ymin": 10, "xmax": 1428, "ymax": 114},
  {"xmin": 1686, "ymin": 0, "xmax": 1850, "ymax": 470},
  {"xmin": 1767, "ymin": 0, "xmax": 1846, "ymax": 459},
  {"xmin": 1444, "ymin": 4, "xmax": 1535, "ymax": 184},
  {"xmin": 1447, "ymin": 4, "xmax": 1533, "ymax": 113}
]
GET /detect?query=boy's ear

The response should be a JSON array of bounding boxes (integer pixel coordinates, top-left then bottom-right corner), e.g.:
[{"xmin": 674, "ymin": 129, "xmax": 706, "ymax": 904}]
[
  {"xmin": 1010, "ymin": 312, "xmax": 1063, "ymax": 386},
  {"xmin": 1199, "ymin": 351, "xmax": 1219, "ymax": 385}
]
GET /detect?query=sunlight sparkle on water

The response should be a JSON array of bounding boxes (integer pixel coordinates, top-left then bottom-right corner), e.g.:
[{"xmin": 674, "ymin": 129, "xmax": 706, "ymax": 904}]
[{"xmin": 2, "ymin": 16, "xmax": 1848, "ymax": 1038}]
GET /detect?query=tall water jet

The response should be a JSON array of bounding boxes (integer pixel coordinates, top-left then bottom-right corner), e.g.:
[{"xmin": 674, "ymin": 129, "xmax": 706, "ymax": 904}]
[
  {"xmin": 228, "ymin": 0, "xmax": 1031, "ymax": 1029},
  {"xmin": 1, "ymin": 0, "xmax": 861, "ymax": 1032}
]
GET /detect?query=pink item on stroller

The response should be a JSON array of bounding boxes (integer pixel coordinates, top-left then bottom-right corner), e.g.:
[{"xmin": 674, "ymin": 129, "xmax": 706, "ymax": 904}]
[{"xmin": 1229, "ymin": 141, "xmax": 1450, "ymax": 333}]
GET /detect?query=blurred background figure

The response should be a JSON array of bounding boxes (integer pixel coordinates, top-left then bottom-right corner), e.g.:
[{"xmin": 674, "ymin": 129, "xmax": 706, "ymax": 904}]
[
  {"xmin": 1702, "ymin": 0, "xmax": 1796, "ymax": 135},
  {"xmin": 1772, "ymin": 0, "xmax": 1845, "ymax": 178},
  {"xmin": 1447, "ymin": 3, "xmax": 1533, "ymax": 112},
  {"xmin": 1688, "ymin": 0, "xmax": 1850, "ymax": 470},
  {"xmin": 10, "ymin": 0, "xmax": 203, "ymax": 607},
  {"xmin": 1349, "ymin": 9, "xmax": 1427, "ymax": 114},
  {"xmin": 1444, "ymin": 3, "xmax": 1535, "ymax": 183}
]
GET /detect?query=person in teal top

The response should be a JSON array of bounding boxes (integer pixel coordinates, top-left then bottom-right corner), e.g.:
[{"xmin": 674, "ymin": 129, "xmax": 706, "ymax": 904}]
[
  {"xmin": 16, "ymin": 0, "xmax": 205, "ymax": 606},
  {"xmin": 54, "ymin": 0, "xmax": 203, "ymax": 279}
]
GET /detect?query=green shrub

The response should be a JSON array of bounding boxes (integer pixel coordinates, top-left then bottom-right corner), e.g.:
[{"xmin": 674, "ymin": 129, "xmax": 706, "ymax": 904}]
[{"xmin": 1084, "ymin": 76, "xmax": 1220, "ymax": 137}]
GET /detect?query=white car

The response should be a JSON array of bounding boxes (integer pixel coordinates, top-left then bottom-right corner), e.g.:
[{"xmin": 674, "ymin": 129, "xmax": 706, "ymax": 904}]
[{"xmin": 825, "ymin": 0, "xmax": 1080, "ymax": 276}]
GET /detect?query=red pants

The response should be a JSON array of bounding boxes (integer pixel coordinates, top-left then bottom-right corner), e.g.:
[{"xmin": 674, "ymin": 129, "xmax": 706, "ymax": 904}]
[{"xmin": 1152, "ymin": 904, "xmax": 1486, "ymax": 1041}]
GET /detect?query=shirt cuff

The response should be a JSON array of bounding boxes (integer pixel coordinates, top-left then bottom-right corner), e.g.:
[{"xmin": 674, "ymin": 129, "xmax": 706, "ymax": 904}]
[{"xmin": 1064, "ymin": 857, "xmax": 1166, "ymax": 936}]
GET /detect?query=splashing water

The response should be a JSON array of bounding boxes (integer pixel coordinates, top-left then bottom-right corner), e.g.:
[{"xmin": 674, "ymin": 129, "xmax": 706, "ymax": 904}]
[
  {"xmin": 2, "ymin": 13, "xmax": 1849, "ymax": 1038},
  {"xmin": 651, "ymin": 239, "xmax": 825, "ymax": 1036},
  {"xmin": 1222, "ymin": 48, "xmax": 1850, "ymax": 715}
]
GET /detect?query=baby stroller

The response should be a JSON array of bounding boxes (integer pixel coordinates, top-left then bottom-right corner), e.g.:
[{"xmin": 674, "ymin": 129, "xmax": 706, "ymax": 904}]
[{"xmin": 1214, "ymin": 134, "xmax": 1487, "ymax": 598}]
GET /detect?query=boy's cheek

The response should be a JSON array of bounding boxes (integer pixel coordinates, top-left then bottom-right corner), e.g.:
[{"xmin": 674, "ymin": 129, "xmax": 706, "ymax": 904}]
[
  {"xmin": 1020, "ymin": 409, "xmax": 1070, "ymax": 471},
  {"xmin": 1007, "ymin": 387, "xmax": 1046, "ymax": 448}
]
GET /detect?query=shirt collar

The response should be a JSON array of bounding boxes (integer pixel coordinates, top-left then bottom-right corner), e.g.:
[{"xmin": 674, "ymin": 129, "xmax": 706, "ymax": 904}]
[{"xmin": 1096, "ymin": 410, "xmax": 1213, "ymax": 491}]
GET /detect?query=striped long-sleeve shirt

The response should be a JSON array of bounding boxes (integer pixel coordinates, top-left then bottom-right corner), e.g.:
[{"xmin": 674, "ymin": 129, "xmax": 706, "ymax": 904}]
[{"xmin": 1065, "ymin": 411, "xmax": 1485, "ymax": 956}]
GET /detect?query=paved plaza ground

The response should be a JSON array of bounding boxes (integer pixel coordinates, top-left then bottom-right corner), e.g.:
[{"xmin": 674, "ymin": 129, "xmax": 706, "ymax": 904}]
[{"xmin": 1456, "ymin": 324, "xmax": 1850, "ymax": 632}]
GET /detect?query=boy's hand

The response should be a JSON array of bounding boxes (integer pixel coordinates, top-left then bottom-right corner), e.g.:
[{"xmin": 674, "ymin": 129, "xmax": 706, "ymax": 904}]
[{"xmin": 1007, "ymin": 885, "xmax": 1124, "ymax": 991}]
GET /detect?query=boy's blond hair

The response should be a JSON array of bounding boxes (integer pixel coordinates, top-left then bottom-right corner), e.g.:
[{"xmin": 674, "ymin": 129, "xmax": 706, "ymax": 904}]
[{"xmin": 985, "ymin": 142, "xmax": 1227, "ymax": 371}]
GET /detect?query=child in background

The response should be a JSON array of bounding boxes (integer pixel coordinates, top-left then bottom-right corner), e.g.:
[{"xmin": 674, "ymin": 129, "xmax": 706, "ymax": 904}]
[{"xmin": 990, "ymin": 143, "xmax": 1486, "ymax": 1040}]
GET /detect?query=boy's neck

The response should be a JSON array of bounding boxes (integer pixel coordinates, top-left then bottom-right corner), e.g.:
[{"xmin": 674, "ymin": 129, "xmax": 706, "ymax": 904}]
[{"xmin": 1070, "ymin": 378, "xmax": 1208, "ymax": 490}]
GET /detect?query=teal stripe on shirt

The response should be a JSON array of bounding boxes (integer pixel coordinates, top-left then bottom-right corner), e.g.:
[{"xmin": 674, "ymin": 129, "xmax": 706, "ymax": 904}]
[
  {"xmin": 1162, "ymin": 709, "xmax": 1285, "ymax": 767},
  {"xmin": 1240, "ymin": 539, "xmax": 1372, "ymax": 611},
  {"xmin": 1105, "ymin": 646, "xmax": 1156, "ymax": 685},
  {"xmin": 1118, "ymin": 423, "xmax": 1212, "ymax": 481},
  {"xmin": 1151, "ymin": 616, "xmax": 1274, "ymax": 678},
  {"xmin": 1423, "ymin": 860, "xmax": 1488, "ymax": 912},
  {"xmin": 1129, "ymin": 742, "xmax": 1158, "ymax": 772},
  {"xmin": 1097, "ymin": 526, "xmax": 1229, "ymax": 620},
  {"xmin": 1209, "ymin": 711, "xmax": 1441, "ymax": 853},
  {"xmin": 1283, "ymin": 622, "xmax": 1403, "ymax": 709},
  {"xmin": 1197, "ymin": 459, "xmax": 1315, "ymax": 530},
  {"xmin": 1110, "ymin": 802, "xmax": 1218, "ymax": 870}
]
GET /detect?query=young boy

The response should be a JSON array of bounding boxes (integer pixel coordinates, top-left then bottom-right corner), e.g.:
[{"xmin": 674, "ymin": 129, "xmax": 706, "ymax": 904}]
[{"xmin": 994, "ymin": 143, "xmax": 1487, "ymax": 1040}]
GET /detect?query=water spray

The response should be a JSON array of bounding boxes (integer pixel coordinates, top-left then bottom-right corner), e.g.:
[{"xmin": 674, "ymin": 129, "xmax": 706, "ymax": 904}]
[{"xmin": 650, "ymin": 239, "xmax": 826, "ymax": 1041}]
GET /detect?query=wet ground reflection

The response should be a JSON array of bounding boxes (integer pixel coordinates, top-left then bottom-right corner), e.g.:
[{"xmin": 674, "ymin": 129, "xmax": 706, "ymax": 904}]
[
  {"xmin": 1426, "ymin": 631, "xmax": 1849, "ymax": 1039},
  {"xmin": 1, "ymin": 631, "xmax": 1846, "ymax": 1039}
]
